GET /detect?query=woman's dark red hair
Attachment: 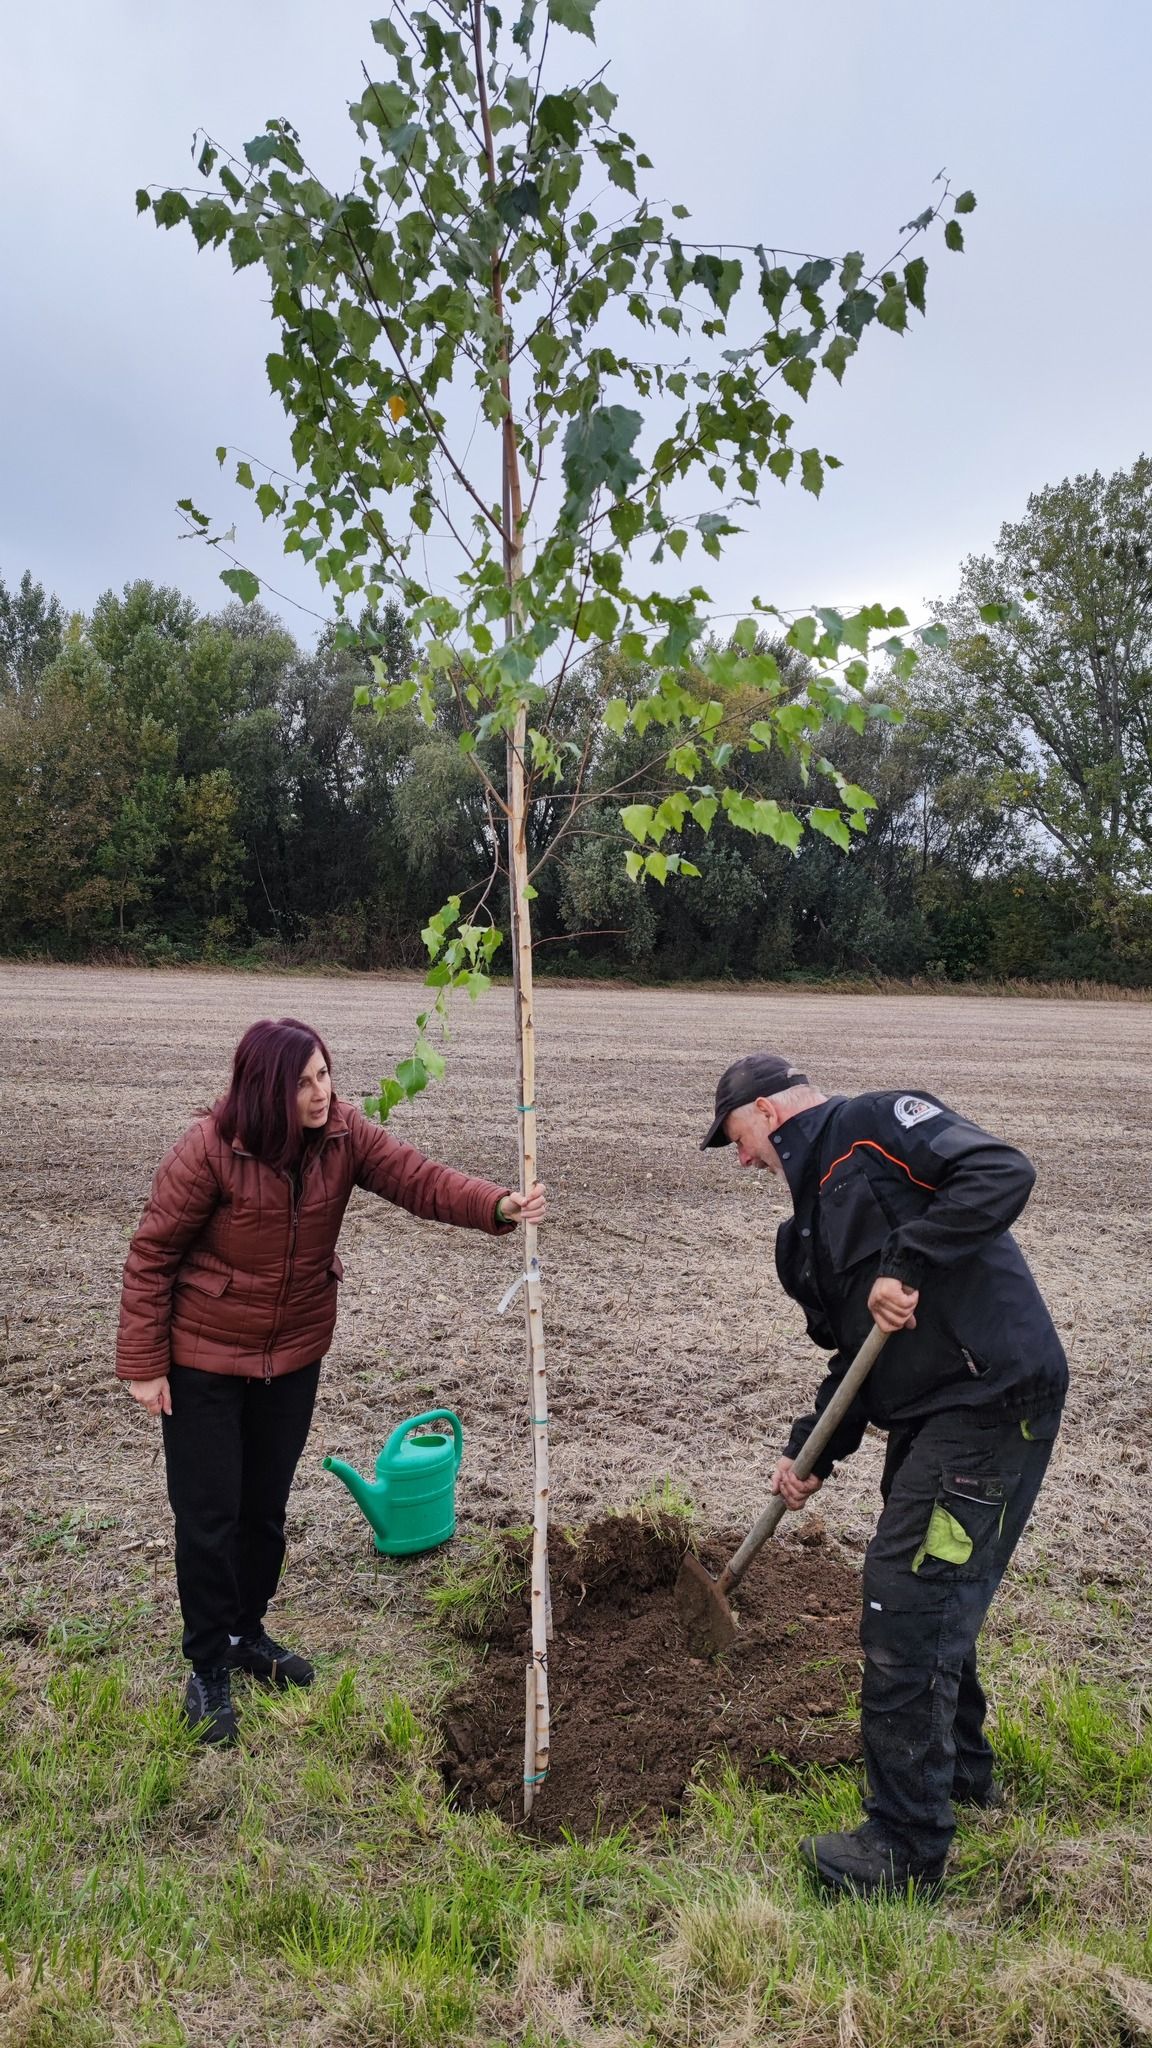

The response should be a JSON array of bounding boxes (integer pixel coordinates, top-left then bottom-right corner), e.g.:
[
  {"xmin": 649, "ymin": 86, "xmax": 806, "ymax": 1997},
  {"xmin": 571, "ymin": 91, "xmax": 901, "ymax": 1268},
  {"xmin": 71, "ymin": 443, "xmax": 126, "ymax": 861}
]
[{"xmin": 214, "ymin": 1018, "xmax": 333, "ymax": 1171}]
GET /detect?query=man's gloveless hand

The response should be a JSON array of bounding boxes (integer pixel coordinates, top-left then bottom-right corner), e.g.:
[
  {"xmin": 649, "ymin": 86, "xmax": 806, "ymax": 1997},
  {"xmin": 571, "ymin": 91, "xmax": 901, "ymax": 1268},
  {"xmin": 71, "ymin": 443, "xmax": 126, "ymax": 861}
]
[
  {"xmin": 868, "ymin": 1276, "xmax": 919, "ymax": 1332},
  {"xmin": 769, "ymin": 1456, "xmax": 823, "ymax": 1512}
]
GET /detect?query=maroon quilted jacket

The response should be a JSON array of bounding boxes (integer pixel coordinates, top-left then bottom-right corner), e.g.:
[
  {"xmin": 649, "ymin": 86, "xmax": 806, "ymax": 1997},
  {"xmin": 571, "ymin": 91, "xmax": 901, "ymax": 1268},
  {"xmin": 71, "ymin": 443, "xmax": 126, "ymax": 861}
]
[{"xmin": 116, "ymin": 1097, "xmax": 514, "ymax": 1382}]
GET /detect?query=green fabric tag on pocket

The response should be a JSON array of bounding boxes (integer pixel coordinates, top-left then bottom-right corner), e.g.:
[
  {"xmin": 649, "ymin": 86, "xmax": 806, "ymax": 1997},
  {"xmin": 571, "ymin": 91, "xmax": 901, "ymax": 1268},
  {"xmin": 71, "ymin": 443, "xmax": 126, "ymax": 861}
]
[
  {"xmin": 1021, "ymin": 1419, "xmax": 1035, "ymax": 1440},
  {"xmin": 912, "ymin": 1505, "xmax": 974, "ymax": 1573}
]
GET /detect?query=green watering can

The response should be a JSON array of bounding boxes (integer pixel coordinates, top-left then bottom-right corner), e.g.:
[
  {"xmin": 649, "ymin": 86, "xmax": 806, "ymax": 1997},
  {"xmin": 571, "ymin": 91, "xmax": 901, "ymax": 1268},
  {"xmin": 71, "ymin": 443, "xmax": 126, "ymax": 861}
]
[{"xmin": 323, "ymin": 1410, "xmax": 463, "ymax": 1556}]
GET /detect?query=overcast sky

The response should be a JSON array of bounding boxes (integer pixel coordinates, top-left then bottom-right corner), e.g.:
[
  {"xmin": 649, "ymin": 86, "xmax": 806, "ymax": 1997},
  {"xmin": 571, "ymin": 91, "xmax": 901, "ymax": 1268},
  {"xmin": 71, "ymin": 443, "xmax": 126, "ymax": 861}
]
[{"xmin": 3, "ymin": 0, "xmax": 1149, "ymax": 640}]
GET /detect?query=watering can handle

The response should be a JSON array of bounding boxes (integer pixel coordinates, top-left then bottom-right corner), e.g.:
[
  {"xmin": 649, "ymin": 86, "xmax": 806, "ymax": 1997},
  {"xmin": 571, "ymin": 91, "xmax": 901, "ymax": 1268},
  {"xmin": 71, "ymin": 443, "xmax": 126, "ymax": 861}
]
[
  {"xmin": 720, "ymin": 1323, "xmax": 889, "ymax": 1594},
  {"xmin": 381, "ymin": 1409, "xmax": 464, "ymax": 1472}
]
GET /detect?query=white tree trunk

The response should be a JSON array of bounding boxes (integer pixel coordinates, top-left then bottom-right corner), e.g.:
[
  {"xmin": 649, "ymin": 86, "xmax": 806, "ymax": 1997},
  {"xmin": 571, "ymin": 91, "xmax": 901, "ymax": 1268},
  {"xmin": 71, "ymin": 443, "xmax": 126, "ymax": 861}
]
[{"xmin": 506, "ymin": 706, "xmax": 552, "ymax": 1818}]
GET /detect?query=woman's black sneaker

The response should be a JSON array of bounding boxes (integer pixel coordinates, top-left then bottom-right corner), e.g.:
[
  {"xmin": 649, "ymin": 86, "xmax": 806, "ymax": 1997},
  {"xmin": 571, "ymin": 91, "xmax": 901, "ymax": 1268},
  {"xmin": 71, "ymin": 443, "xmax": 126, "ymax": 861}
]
[
  {"xmin": 228, "ymin": 1631, "xmax": 314, "ymax": 1688},
  {"xmin": 183, "ymin": 1666, "xmax": 238, "ymax": 1746}
]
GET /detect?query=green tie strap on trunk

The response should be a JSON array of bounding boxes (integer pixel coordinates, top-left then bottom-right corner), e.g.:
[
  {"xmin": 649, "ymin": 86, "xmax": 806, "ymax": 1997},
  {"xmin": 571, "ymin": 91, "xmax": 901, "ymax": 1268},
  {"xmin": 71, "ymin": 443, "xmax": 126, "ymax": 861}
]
[{"xmin": 912, "ymin": 1505, "xmax": 973, "ymax": 1573}]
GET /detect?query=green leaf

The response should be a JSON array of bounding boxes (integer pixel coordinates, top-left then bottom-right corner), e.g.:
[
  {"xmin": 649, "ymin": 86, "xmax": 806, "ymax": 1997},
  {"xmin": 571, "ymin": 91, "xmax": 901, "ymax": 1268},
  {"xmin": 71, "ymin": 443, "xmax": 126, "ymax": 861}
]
[
  {"xmin": 876, "ymin": 280, "xmax": 908, "ymax": 334},
  {"xmin": 620, "ymin": 803, "xmax": 655, "ymax": 844},
  {"xmin": 795, "ymin": 257, "xmax": 834, "ymax": 293},
  {"xmin": 495, "ymin": 179, "xmax": 542, "ymax": 226},
  {"xmin": 691, "ymin": 253, "xmax": 742, "ymax": 315},
  {"xmin": 580, "ymin": 593, "xmax": 620, "ymax": 641},
  {"xmin": 135, "ymin": 188, "xmax": 151, "ymax": 214},
  {"xmin": 904, "ymin": 255, "xmax": 928, "ymax": 314},
  {"xmin": 624, "ymin": 848, "xmax": 645, "ymax": 881},
  {"xmin": 604, "ymin": 699, "xmax": 630, "ymax": 735},
  {"xmin": 536, "ymin": 92, "xmax": 581, "ymax": 146},
  {"xmin": 838, "ymin": 783, "xmax": 877, "ymax": 812},
  {"xmin": 154, "ymin": 190, "xmax": 190, "ymax": 229},
  {"xmin": 800, "ymin": 449, "xmax": 824, "ymax": 498},
  {"xmin": 692, "ymin": 796, "xmax": 718, "ymax": 833},
  {"xmin": 244, "ymin": 132, "xmax": 279, "ymax": 168},
  {"xmin": 645, "ymin": 851, "xmax": 668, "ymax": 885},
  {"xmin": 944, "ymin": 219, "xmax": 964, "ymax": 253},
  {"xmin": 255, "ymin": 482, "xmax": 280, "ymax": 519},
  {"xmin": 821, "ymin": 335, "xmax": 855, "ymax": 383},
  {"xmin": 229, "ymin": 224, "xmax": 263, "ymax": 270},
  {"xmin": 838, "ymin": 288, "xmax": 877, "ymax": 339},
  {"xmin": 758, "ymin": 262, "xmax": 792, "ymax": 322},
  {"xmin": 781, "ymin": 357, "xmax": 815, "ymax": 401},
  {"xmin": 215, "ymin": 446, "xmax": 227, "ymax": 466},
  {"xmin": 953, "ymin": 189, "xmax": 977, "ymax": 215},
  {"xmin": 219, "ymin": 566, "xmax": 260, "ymax": 604},
  {"xmin": 547, "ymin": 0, "xmax": 596, "ymax": 35},
  {"xmin": 396, "ymin": 1056, "xmax": 428, "ymax": 1096},
  {"xmin": 562, "ymin": 405, "xmax": 643, "ymax": 519},
  {"xmin": 810, "ymin": 808, "xmax": 851, "ymax": 851},
  {"xmin": 371, "ymin": 17, "xmax": 406, "ymax": 55},
  {"xmin": 768, "ymin": 448, "xmax": 794, "ymax": 485},
  {"xmin": 235, "ymin": 460, "xmax": 254, "ymax": 490}
]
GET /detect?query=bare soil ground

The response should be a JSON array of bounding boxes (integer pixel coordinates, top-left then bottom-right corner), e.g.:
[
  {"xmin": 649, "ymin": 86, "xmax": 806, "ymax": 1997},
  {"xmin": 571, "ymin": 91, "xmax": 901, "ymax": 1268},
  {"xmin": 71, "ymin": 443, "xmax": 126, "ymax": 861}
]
[
  {"xmin": 2, "ymin": 964, "xmax": 1151, "ymax": 1742},
  {"xmin": 443, "ymin": 1512, "xmax": 863, "ymax": 1837}
]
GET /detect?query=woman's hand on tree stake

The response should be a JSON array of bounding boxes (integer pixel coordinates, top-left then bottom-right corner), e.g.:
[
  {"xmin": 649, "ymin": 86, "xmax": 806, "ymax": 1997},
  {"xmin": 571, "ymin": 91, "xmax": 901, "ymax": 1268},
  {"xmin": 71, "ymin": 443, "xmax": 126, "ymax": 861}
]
[
  {"xmin": 128, "ymin": 1375, "xmax": 171, "ymax": 1419},
  {"xmin": 497, "ymin": 1181, "xmax": 547, "ymax": 1226},
  {"xmin": 770, "ymin": 1457, "xmax": 823, "ymax": 1512}
]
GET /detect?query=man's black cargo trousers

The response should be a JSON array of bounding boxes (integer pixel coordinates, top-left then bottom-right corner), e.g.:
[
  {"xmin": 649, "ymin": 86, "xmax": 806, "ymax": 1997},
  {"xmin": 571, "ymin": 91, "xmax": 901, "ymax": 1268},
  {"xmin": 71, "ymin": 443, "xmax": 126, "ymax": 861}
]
[{"xmin": 861, "ymin": 1406, "xmax": 1059, "ymax": 1860}]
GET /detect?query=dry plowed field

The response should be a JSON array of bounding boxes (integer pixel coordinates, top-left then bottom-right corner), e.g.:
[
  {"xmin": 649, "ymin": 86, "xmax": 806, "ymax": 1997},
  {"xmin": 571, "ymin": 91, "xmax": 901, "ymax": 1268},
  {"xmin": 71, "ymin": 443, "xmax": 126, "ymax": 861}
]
[{"xmin": 2, "ymin": 966, "xmax": 1150, "ymax": 1696}]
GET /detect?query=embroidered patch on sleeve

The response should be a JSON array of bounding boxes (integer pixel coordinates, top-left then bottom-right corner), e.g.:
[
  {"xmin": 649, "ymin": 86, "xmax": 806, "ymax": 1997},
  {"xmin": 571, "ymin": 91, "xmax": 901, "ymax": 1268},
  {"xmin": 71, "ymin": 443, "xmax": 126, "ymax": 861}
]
[{"xmin": 893, "ymin": 1094, "xmax": 942, "ymax": 1129}]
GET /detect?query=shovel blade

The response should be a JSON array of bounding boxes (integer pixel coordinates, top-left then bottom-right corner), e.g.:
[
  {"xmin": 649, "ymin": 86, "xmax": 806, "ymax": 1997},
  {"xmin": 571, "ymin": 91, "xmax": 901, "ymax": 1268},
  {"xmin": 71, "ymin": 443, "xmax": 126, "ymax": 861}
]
[{"xmin": 674, "ymin": 1551, "xmax": 738, "ymax": 1656}]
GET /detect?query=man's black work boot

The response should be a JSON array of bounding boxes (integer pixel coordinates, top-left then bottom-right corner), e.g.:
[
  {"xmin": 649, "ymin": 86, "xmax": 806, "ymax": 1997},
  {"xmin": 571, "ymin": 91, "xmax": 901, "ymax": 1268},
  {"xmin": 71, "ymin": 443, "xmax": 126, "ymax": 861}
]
[
  {"xmin": 799, "ymin": 1820, "xmax": 947, "ymax": 1898},
  {"xmin": 228, "ymin": 1630, "xmax": 315, "ymax": 1688},
  {"xmin": 183, "ymin": 1666, "xmax": 239, "ymax": 1746}
]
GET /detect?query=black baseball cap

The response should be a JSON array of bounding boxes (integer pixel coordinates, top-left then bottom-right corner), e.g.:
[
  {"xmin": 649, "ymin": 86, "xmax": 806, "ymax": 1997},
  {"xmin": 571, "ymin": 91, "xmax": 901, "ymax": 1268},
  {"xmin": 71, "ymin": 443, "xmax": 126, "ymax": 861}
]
[{"xmin": 700, "ymin": 1052, "xmax": 808, "ymax": 1149}]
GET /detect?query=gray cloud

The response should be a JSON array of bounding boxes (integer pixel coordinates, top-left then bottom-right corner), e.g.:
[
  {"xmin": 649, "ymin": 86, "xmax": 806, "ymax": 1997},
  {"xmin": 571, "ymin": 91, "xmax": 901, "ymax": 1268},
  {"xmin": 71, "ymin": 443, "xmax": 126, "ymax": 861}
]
[{"xmin": 3, "ymin": 0, "xmax": 1149, "ymax": 637}]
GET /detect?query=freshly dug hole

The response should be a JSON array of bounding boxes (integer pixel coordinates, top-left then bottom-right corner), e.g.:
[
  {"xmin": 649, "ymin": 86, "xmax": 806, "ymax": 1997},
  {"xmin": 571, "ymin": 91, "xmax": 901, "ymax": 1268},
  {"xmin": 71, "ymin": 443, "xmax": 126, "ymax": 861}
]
[{"xmin": 440, "ymin": 1513, "xmax": 863, "ymax": 1837}]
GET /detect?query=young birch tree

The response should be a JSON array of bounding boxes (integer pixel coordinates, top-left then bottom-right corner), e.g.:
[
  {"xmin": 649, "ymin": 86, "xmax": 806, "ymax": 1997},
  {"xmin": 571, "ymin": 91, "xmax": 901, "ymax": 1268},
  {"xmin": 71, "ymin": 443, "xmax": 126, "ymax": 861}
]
[{"xmin": 141, "ymin": 0, "xmax": 974, "ymax": 1814}]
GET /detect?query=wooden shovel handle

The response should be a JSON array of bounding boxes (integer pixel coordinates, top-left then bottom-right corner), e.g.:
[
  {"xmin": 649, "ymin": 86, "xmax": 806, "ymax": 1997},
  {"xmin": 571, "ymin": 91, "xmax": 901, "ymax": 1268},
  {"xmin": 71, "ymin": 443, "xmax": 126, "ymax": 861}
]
[{"xmin": 717, "ymin": 1322, "xmax": 889, "ymax": 1596}]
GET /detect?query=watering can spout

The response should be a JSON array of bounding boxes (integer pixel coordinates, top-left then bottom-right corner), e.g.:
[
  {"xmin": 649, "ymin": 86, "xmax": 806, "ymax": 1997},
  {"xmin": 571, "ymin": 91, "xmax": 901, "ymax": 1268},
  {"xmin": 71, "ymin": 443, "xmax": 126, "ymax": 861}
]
[{"xmin": 322, "ymin": 1455, "xmax": 388, "ymax": 1541}]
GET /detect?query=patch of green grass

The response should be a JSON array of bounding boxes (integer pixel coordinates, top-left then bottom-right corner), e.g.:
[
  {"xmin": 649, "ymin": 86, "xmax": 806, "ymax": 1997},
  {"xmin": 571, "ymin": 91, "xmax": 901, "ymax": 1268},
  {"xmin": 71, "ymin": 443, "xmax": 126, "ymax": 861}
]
[
  {"xmin": 2, "ymin": 1639, "xmax": 1152, "ymax": 2047},
  {"xmin": 625, "ymin": 1474, "xmax": 699, "ymax": 1536},
  {"xmin": 425, "ymin": 1527, "xmax": 530, "ymax": 1636}
]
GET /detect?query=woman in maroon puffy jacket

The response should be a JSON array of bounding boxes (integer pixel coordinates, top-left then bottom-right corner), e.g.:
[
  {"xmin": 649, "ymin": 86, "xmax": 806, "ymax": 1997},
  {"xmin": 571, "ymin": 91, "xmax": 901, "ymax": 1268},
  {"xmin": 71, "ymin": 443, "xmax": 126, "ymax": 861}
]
[{"xmin": 116, "ymin": 1016, "xmax": 544, "ymax": 1745}]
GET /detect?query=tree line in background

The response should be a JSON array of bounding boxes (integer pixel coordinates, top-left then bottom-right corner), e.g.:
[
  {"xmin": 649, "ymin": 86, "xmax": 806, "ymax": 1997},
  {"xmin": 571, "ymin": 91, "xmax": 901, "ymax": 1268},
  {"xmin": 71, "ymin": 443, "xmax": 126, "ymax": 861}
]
[{"xmin": 3, "ymin": 456, "xmax": 1151, "ymax": 986}]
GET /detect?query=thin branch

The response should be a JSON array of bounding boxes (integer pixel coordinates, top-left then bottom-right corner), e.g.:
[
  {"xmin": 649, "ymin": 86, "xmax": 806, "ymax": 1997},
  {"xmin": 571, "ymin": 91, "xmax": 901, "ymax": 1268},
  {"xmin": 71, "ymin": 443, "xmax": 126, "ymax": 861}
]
[{"xmin": 336, "ymin": 224, "xmax": 508, "ymax": 544}]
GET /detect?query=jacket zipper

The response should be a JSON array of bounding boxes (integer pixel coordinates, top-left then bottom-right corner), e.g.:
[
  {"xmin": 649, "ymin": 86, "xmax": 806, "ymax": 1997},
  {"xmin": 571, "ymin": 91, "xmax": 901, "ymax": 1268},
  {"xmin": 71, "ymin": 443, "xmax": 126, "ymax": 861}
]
[
  {"xmin": 265, "ymin": 1176, "xmax": 301, "ymax": 1382},
  {"xmin": 263, "ymin": 1143, "xmax": 324, "ymax": 1381}
]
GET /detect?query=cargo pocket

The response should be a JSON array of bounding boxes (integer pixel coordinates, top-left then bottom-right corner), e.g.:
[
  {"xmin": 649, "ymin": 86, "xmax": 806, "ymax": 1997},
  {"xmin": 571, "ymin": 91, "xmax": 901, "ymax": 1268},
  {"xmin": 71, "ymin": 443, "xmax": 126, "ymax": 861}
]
[
  {"xmin": 820, "ymin": 1163, "xmax": 891, "ymax": 1273},
  {"xmin": 912, "ymin": 1468, "xmax": 1019, "ymax": 1581},
  {"xmin": 861, "ymin": 1560, "xmax": 950, "ymax": 1667}
]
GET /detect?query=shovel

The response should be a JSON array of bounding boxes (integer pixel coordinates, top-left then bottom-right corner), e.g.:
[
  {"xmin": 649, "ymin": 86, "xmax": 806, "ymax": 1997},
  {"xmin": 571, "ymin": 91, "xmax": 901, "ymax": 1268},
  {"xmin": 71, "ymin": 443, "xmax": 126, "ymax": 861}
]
[{"xmin": 675, "ymin": 1323, "xmax": 889, "ymax": 1655}]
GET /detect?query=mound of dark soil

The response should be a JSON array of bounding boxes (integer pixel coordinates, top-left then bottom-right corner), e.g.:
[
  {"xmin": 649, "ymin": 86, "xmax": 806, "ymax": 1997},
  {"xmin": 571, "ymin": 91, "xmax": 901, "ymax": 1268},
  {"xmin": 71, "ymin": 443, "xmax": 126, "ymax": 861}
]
[{"xmin": 440, "ymin": 1513, "xmax": 863, "ymax": 1838}]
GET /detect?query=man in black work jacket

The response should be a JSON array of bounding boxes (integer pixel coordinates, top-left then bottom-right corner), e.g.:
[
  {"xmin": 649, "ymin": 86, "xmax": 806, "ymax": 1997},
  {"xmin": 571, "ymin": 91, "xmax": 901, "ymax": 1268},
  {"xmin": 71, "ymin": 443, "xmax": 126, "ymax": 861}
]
[{"xmin": 702, "ymin": 1052, "xmax": 1066, "ymax": 1897}]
